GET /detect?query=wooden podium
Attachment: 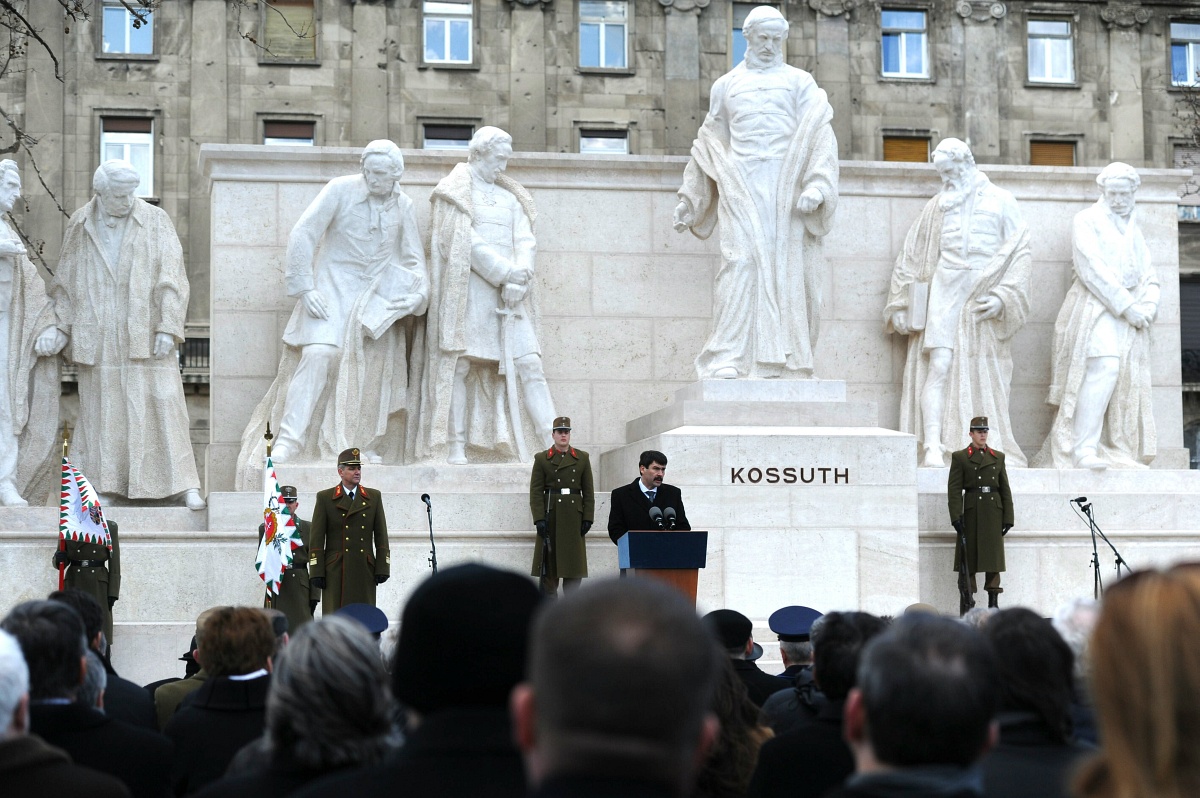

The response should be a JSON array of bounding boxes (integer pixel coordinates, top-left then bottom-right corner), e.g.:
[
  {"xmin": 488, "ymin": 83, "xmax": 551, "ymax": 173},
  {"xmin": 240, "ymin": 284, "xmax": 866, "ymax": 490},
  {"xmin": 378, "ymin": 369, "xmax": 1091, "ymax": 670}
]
[{"xmin": 617, "ymin": 529, "xmax": 708, "ymax": 606}]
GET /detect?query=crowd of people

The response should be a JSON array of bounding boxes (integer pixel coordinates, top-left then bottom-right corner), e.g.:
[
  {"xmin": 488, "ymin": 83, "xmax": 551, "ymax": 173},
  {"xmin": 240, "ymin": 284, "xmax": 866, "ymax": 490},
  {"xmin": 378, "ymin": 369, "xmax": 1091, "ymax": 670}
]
[{"xmin": 2, "ymin": 562, "xmax": 1198, "ymax": 798}]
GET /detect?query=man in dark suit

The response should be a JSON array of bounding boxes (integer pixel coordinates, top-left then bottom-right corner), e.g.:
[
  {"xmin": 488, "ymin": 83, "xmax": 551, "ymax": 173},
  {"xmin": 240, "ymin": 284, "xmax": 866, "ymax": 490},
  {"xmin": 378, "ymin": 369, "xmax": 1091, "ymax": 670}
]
[
  {"xmin": 258, "ymin": 485, "xmax": 320, "ymax": 631},
  {"xmin": 52, "ymin": 519, "xmax": 119, "ymax": 644},
  {"xmin": 948, "ymin": 415, "xmax": 1014, "ymax": 613},
  {"xmin": 310, "ymin": 448, "xmax": 390, "ymax": 613},
  {"xmin": 1, "ymin": 600, "xmax": 172, "ymax": 798},
  {"xmin": 607, "ymin": 450, "xmax": 690, "ymax": 547},
  {"xmin": 704, "ymin": 609, "xmax": 791, "ymax": 708}
]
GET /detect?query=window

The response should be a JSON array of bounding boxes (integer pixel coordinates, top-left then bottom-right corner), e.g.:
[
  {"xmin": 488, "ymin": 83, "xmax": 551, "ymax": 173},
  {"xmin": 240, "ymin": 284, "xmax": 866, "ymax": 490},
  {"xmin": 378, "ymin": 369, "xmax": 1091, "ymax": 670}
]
[
  {"xmin": 881, "ymin": 9, "xmax": 928, "ymax": 78},
  {"xmin": 263, "ymin": 121, "xmax": 316, "ymax": 146},
  {"xmin": 1029, "ymin": 140, "xmax": 1075, "ymax": 166},
  {"xmin": 423, "ymin": 124, "xmax": 474, "ymax": 151},
  {"xmin": 1027, "ymin": 19, "xmax": 1074, "ymax": 84},
  {"xmin": 579, "ymin": 0, "xmax": 627, "ymax": 70},
  {"xmin": 883, "ymin": 136, "xmax": 930, "ymax": 162},
  {"xmin": 101, "ymin": 0, "xmax": 153, "ymax": 55},
  {"xmin": 580, "ymin": 129, "xmax": 629, "ymax": 155},
  {"xmin": 100, "ymin": 117, "xmax": 153, "ymax": 197},
  {"xmin": 261, "ymin": 0, "xmax": 318, "ymax": 62},
  {"xmin": 424, "ymin": 0, "xmax": 472, "ymax": 65},
  {"xmin": 1172, "ymin": 22, "xmax": 1200, "ymax": 87}
]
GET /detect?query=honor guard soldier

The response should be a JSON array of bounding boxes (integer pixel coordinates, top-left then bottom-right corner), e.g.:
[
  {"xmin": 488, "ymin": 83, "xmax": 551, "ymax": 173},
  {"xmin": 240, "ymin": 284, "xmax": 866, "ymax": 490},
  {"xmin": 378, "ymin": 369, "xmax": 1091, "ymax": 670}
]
[
  {"xmin": 258, "ymin": 485, "xmax": 320, "ymax": 631},
  {"xmin": 529, "ymin": 417, "xmax": 594, "ymax": 596},
  {"xmin": 948, "ymin": 416, "xmax": 1014, "ymax": 612},
  {"xmin": 53, "ymin": 520, "xmax": 120, "ymax": 646},
  {"xmin": 309, "ymin": 448, "xmax": 390, "ymax": 613}
]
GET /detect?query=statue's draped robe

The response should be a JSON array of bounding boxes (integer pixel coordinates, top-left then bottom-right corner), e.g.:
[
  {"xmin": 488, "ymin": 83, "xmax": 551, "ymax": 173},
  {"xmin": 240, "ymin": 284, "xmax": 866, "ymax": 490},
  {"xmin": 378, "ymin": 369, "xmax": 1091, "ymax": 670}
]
[
  {"xmin": 883, "ymin": 180, "xmax": 1033, "ymax": 466},
  {"xmin": 54, "ymin": 198, "xmax": 200, "ymax": 498},
  {"xmin": 1033, "ymin": 201, "xmax": 1158, "ymax": 468},
  {"xmin": 677, "ymin": 62, "xmax": 839, "ymax": 378}
]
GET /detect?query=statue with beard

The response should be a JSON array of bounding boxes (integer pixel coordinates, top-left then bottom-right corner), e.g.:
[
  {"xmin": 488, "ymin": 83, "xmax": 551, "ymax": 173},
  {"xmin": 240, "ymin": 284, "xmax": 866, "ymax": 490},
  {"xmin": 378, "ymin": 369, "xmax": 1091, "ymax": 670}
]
[{"xmin": 883, "ymin": 138, "xmax": 1033, "ymax": 468}]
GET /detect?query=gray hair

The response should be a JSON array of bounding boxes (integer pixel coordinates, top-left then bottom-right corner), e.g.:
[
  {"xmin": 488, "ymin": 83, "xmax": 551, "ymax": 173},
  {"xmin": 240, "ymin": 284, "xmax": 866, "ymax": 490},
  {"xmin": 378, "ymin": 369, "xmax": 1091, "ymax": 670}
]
[
  {"xmin": 265, "ymin": 616, "xmax": 396, "ymax": 769},
  {"xmin": 1096, "ymin": 161, "xmax": 1141, "ymax": 190},
  {"xmin": 0, "ymin": 629, "xmax": 28, "ymax": 734},
  {"xmin": 780, "ymin": 639, "xmax": 813, "ymax": 665},
  {"xmin": 959, "ymin": 606, "xmax": 998, "ymax": 630},
  {"xmin": 92, "ymin": 160, "xmax": 142, "ymax": 195},
  {"xmin": 0, "ymin": 160, "xmax": 19, "ymax": 184},
  {"xmin": 78, "ymin": 649, "xmax": 107, "ymax": 710},
  {"xmin": 743, "ymin": 5, "xmax": 789, "ymax": 36},
  {"xmin": 468, "ymin": 126, "xmax": 513, "ymax": 162},
  {"xmin": 360, "ymin": 140, "xmax": 405, "ymax": 174},
  {"xmin": 1052, "ymin": 596, "xmax": 1098, "ymax": 683},
  {"xmin": 932, "ymin": 138, "xmax": 976, "ymax": 168}
]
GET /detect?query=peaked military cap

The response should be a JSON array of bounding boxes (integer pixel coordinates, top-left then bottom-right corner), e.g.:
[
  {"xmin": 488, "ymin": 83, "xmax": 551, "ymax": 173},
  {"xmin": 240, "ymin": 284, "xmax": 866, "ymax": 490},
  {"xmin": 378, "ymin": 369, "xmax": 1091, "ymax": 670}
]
[
  {"xmin": 552, "ymin": 416, "xmax": 572, "ymax": 431},
  {"xmin": 969, "ymin": 417, "xmax": 989, "ymax": 430},
  {"xmin": 335, "ymin": 603, "xmax": 389, "ymax": 637},
  {"xmin": 279, "ymin": 485, "xmax": 298, "ymax": 499},
  {"xmin": 338, "ymin": 447, "xmax": 362, "ymax": 465},
  {"xmin": 768, "ymin": 605, "xmax": 823, "ymax": 642}
]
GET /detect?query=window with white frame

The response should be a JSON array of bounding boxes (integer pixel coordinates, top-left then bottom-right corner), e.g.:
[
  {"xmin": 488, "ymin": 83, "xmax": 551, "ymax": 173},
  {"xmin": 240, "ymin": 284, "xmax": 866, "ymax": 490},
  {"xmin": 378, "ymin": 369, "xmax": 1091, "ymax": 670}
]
[
  {"xmin": 100, "ymin": 117, "xmax": 154, "ymax": 197},
  {"xmin": 423, "ymin": 123, "xmax": 474, "ymax": 151},
  {"xmin": 263, "ymin": 121, "xmax": 316, "ymax": 146},
  {"xmin": 424, "ymin": 0, "xmax": 472, "ymax": 65},
  {"xmin": 881, "ymin": 9, "xmax": 928, "ymax": 78},
  {"xmin": 579, "ymin": 0, "xmax": 627, "ymax": 70},
  {"xmin": 1027, "ymin": 19, "xmax": 1074, "ymax": 83},
  {"xmin": 580, "ymin": 129, "xmax": 629, "ymax": 155},
  {"xmin": 101, "ymin": 0, "xmax": 153, "ymax": 55},
  {"xmin": 1172, "ymin": 22, "xmax": 1200, "ymax": 87}
]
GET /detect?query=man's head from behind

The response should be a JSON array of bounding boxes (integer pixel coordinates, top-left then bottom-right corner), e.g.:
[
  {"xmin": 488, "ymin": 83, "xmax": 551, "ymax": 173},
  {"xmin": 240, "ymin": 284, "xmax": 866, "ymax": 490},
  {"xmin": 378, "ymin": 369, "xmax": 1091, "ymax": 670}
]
[
  {"xmin": 0, "ymin": 628, "xmax": 29, "ymax": 738},
  {"xmin": 49, "ymin": 589, "xmax": 106, "ymax": 654},
  {"xmin": 845, "ymin": 614, "xmax": 997, "ymax": 771},
  {"xmin": 982, "ymin": 608, "xmax": 1074, "ymax": 744},
  {"xmin": 0, "ymin": 600, "xmax": 87, "ymax": 701},
  {"xmin": 811, "ymin": 611, "xmax": 888, "ymax": 702},
  {"xmin": 512, "ymin": 579, "xmax": 721, "ymax": 795},
  {"xmin": 197, "ymin": 606, "xmax": 276, "ymax": 677}
]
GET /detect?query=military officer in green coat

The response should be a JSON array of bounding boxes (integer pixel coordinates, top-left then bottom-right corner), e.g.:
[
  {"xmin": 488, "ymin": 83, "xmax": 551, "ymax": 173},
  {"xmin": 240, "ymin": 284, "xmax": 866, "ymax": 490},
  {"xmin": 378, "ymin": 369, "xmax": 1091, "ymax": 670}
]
[
  {"xmin": 529, "ymin": 416, "xmax": 594, "ymax": 596},
  {"xmin": 52, "ymin": 519, "xmax": 120, "ymax": 644},
  {"xmin": 948, "ymin": 416, "xmax": 1014, "ymax": 611},
  {"xmin": 309, "ymin": 448, "xmax": 390, "ymax": 613},
  {"xmin": 258, "ymin": 485, "xmax": 320, "ymax": 632}
]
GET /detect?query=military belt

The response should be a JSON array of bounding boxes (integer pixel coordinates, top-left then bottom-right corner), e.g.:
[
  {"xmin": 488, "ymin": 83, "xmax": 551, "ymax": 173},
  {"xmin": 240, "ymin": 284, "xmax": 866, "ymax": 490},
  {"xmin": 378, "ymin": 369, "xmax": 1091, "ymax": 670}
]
[
  {"xmin": 283, "ymin": 562, "xmax": 308, "ymax": 572},
  {"xmin": 71, "ymin": 559, "xmax": 107, "ymax": 567},
  {"xmin": 965, "ymin": 487, "xmax": 994, "ymax": 494},
  {"xmin": 545, "ymin": 488, "xmax": 582, "ymax": 495}
]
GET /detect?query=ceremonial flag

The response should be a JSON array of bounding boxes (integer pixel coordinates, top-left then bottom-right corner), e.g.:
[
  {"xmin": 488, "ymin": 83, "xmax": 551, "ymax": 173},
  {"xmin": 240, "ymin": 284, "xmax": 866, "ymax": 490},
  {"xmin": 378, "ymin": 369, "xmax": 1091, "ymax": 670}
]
[
  {"xmin": 59, "ymin": 456, "xmax": 111, "ymax": 549},
  {"xmin": 256, "ymin": 453, "xmax": 301, "ymax": 596}
]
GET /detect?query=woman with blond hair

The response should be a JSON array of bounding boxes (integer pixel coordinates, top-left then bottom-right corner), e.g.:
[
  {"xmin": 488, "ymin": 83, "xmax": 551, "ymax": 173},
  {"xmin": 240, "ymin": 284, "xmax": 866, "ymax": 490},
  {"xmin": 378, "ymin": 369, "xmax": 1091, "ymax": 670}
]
[{"xmin": 1075, "ymin": 563, "xmax": 1200, "ymax": 798}]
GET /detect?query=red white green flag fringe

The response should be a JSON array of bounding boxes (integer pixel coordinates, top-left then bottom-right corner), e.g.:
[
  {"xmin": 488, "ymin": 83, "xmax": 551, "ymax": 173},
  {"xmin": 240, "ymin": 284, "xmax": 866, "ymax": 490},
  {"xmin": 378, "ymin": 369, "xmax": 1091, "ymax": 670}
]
[
  {"xmin": 59, "ymin": 456, "xmax": 111, "ymax": 550},
  {"xmin": 256, "ymin": 454, "xmax": 301, "ymax": 596}
]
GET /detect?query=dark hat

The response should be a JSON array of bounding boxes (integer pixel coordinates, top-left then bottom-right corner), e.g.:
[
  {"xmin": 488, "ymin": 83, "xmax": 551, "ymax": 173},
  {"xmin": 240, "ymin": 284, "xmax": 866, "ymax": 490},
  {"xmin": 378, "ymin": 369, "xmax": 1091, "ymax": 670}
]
[
  {"xmin": 179, "ymin": 635, "xmax": 198, "ymax": 662},
  {"xmin": 279, "ymin": 485, "xmax": 298, "ymax": 500},
  {"xmin": 335, "ymin": 603, "xmax": 389, "ymax": 637},
  {"xmin": 337, "ymin": 448, "xmax": 362, "ymax": 466},
  {"xmin": 969, "ymin": 417, "xmax": 989, "ymax": 431},
  {"xmin": 552, "ymin": 416, "xmax": 571, "ymax": 431},
  {"xmin": 392, "ymin": 563, "xmax": 541, "ymax": 714},
  {"xmin": 703, "ymin": 609, "xmax": 763, "ymax": 660},
  {"xmin": 768, "ymin": 605, "xmax": 823, "ymax": 642}
]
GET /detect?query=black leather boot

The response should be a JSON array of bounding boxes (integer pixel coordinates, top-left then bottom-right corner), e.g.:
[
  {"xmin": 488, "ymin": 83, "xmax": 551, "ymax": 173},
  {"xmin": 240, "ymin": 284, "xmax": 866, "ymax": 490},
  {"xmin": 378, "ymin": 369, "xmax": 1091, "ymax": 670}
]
[{"xmin": 987, "ymin": 591, "xmax": 999, "ymax": 609}]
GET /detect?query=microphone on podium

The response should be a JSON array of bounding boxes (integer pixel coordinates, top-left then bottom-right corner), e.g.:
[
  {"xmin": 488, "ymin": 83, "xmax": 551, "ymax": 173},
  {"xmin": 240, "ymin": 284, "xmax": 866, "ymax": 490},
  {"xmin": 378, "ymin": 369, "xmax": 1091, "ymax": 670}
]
[
  {"xmin": 663, "ymin": 506, "xmax": 678, "ymax": 530},
  {"xmin": 649, "ymin": 506, "xmax": 665, "ymax": 529}
]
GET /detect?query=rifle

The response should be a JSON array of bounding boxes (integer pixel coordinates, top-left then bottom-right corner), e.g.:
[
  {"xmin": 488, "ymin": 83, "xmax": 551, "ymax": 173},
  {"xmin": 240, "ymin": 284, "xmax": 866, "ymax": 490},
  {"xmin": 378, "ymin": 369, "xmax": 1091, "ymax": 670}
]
[
  {"xmin": 539, "ymin": 486, "xmax": 553, "ymax": 586},
  {"xmin": 953, "ymin": 518, "xmax": 975, "ymax": 616}
]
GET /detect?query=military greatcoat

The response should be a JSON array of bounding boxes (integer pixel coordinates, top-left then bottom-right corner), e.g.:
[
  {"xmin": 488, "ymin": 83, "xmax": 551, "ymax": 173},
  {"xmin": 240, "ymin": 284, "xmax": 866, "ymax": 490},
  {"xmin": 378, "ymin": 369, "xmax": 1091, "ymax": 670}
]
[
  {"xmin": 310, "ymin": 484, "xmax": 390, "ymax": 612},
  {"xmin": 56, "ymin": 520, "xmax": 120, "ymax": 643},
  {"xmin": 947, "ymin": 445, "xmax": 1013, "ymax": 574},
  {"xmin": 258, "ymin": 518, "xmax": 319, "ymax": 633},
  {"xmin": 529, "ymin": 446, "xmax": 594, "ymax": 579}
]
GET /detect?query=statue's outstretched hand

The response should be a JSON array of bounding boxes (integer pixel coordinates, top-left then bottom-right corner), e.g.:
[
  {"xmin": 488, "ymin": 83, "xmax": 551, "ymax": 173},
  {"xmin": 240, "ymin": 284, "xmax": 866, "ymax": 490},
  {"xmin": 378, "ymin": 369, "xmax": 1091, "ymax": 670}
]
[{"xmin": 302, "ymin": 290, "xmax": 330, "ymax": 320}]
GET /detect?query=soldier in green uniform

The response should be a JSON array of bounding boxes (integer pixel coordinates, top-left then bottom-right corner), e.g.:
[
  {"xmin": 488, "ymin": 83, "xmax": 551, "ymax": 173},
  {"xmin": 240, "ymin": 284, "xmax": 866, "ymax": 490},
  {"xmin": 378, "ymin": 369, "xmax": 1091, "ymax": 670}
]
[
  {"xmin": 257, "ymin": 485, "xmax": 320, "ymax": 632},
  {"xmin": 309, "ymin": 448, "xmax": 390, "ymax": 613},
  {"xmin": 52, "ymin": 519, "xmax": 120, "ymax": 645},
  {"xmin": 948, "ymin": 416, "xmax": 1014, "ymax": 612},
  {"xmin": 529, "ymin": 416, "xmax": 594, "ymax": 596}
]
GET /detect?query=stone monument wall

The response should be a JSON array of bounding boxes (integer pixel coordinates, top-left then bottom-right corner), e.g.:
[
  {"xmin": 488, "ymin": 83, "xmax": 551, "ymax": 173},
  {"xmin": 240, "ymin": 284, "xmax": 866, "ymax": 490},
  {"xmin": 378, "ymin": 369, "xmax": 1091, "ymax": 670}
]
[{"xmin": 201, "ymin": 145, "xmax": 1188, "ymax": 490}]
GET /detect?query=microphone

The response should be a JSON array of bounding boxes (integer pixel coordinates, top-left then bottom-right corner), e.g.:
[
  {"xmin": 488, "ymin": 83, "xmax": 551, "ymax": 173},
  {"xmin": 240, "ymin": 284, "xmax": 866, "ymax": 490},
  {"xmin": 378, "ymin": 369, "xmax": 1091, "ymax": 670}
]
[
  {"xmin": 649, "ymin": 506, "xmax": 665, "ymax": 529},
  {"xmin": 1071, "ymin": 496, "xmax": 1087, "ymax": 504},
  {"xmin": 420, "ymin": 494, "xmax": 431, "ymax": 507},
  {"xmin": 663, "ymin": 507, "xmax": 678, "ymax": 530}
]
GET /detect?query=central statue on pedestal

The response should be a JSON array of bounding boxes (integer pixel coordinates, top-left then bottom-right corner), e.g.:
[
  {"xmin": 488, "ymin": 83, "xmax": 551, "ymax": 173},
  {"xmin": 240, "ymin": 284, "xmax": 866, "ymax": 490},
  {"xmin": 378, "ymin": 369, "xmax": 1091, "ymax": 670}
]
[{"xmin": 673, "ymin": 5, "xmax": 839, "ymax": 380}]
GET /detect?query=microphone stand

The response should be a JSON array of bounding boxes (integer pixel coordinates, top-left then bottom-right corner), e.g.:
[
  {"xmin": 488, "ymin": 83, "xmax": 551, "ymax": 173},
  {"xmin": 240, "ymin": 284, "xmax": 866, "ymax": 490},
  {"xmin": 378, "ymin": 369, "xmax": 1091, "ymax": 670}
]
[
  {"xmin": 1080, "ymin": 501, "xmax": 1128, "ymax": 595},
  {"xmin": 423, "ymin": 496, "xmax": 438, "ymax": 574},
  {"xmin": 1082, "ymin": 501, "xmax": 1103, "ymax": 600}
]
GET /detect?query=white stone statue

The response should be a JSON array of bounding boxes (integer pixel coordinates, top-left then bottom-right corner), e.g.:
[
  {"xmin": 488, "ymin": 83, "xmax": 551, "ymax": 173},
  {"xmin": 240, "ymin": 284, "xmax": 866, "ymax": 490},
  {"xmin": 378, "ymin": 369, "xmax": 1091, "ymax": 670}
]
[
  {"xmin": 53, "ymin": 160, "xmax": 205, "ymax": 508},
  {"xmin": 884, "ymin": 138, "xmax": 1032, "ymax": 468},
  {"xmin": 673, "ymin": 5, "xmax": 839, "ymax": 380},
  {"xmin": 0, "ymin": 161, "xmax": 63, "ymax": 506},
  {"xmin": 1033, "ymin": 163, "xmax": 1158, "ymax": 470},
  {"xmin": 413, "ymin": 126, "xmax": 555, "ymax": 464},
  {"xmin": 236, "ymin": 140, "xmax": 429, "ymax": 481}
]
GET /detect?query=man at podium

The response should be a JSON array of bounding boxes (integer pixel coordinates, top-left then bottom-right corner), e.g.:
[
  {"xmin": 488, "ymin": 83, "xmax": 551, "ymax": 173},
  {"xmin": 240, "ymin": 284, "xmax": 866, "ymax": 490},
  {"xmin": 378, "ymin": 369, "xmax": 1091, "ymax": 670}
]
[{"xmin": 608, "ymin": 450, "xmax": 691, "ymax": 544}]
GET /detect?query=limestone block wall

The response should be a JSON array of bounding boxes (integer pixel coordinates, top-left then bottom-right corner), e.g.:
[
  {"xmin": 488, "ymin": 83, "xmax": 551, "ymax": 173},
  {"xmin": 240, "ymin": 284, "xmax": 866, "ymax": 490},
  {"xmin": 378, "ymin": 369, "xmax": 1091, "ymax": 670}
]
[{"xmin": 201, "ymin": 145, "xmax": 1187, "ymax": 492}]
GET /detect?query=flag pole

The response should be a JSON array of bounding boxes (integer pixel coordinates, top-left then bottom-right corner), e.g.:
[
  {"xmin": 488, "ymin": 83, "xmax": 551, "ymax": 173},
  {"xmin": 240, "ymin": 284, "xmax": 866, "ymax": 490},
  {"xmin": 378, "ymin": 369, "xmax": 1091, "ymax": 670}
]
[
  {"xmin": 57, "ymin": 425, "xmax": 71, "ymax": 591},
  {"xmin": 262, "ymin": 422, "xmax": 274, "ymax": 606},
  {"xmin": 265, "ymin": 421, "xmax": 273, "ymax": 459}
]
